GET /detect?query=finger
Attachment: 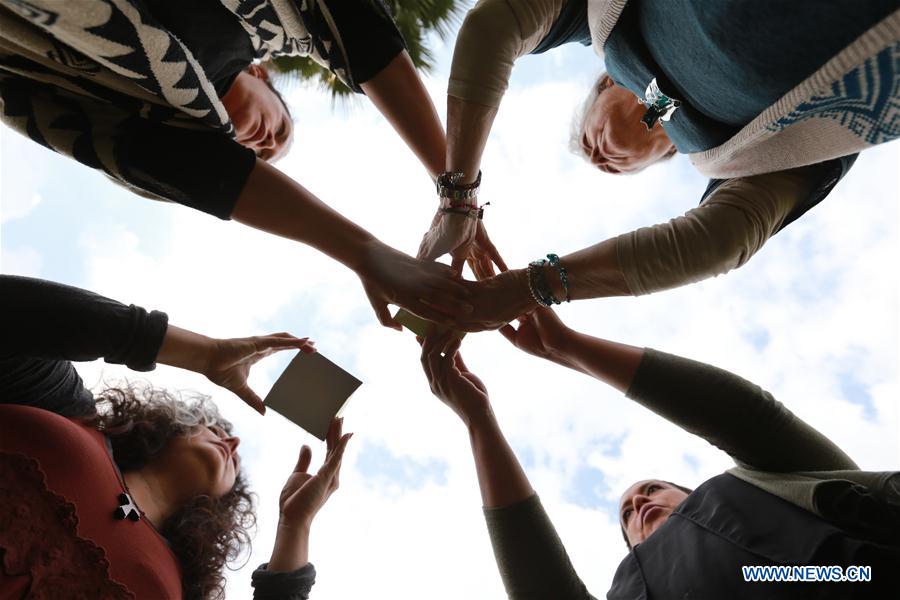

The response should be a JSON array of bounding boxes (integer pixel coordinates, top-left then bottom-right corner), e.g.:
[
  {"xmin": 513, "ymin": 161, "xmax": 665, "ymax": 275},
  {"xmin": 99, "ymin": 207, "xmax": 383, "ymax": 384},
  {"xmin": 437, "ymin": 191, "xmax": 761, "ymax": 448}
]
[
  {"xmin": 326, "ymin": 417, "xmax": 343, "ymax": 453},
  {"xmin": 368, "ymin": 296, "xmax": 402, "ymax": 331},
  {"xmin": 452, "ymin": 350, "xmax": 469, "ymax": 374},
  {"xmin": 487, "ymin": 244, "xmax": 509, "ymax": 273},
  {"xmin": 449, "ymin": 254, "xmax": 467, "ymax": 278},
  {"xmin": 498, "ymin": 323, "xmax": 517, "ymax": 343},
  {"xmin": 420, "ymin": 333, "xmax": 439, "ymax": 385},
  {"xmin": 254, "ymin": 334, "xmax": 308, "ymax": 350},
  {"xmin": 442, "ymin": 334, "xmax": 463, "ymax": 359},
  {"xmin": 296, "ymin": 444, "xmax": 312, "ymax": 474},
  {"xmin": 233, "ymin": 383, "xmax": 266, "ymax": 416},
  {"xmin": 319, "ymin": 432, "xmax": 352, "ymax": 479}
]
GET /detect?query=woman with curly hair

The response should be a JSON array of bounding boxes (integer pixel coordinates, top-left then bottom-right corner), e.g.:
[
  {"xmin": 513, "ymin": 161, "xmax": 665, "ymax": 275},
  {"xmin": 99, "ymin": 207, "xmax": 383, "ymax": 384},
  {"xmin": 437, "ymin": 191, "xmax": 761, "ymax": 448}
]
[{"xmin": 0, "ymin": 275, "xmax": 351, "ymax": 599}]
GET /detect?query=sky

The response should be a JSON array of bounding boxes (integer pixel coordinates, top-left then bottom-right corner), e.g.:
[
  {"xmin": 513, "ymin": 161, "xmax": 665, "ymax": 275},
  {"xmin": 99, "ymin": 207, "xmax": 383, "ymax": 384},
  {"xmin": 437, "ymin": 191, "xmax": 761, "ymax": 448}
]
[{"xmin": 2, "ymin": 17, "xmax": 899, "ymax": 600}]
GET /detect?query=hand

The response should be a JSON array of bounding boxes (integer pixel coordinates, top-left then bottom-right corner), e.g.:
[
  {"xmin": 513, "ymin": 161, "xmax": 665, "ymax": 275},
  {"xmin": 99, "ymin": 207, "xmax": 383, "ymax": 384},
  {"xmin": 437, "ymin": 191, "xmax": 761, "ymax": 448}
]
[
  {"xmin": 420, "ymin": 331, "xmax": 491, "ymax": 426},
  {"xmin": 278, "ymin": 418, "xmax": 352, "ymax": 531},
  {"xmin": 499, "ymin": 308, "xmax": 573, "ymax": 364},
  {"xmin": 466, "ymin": 220, "xmax": 508, "ymax": 280},
  {"xmin": 358, "ymin": 241, "xmax": 473, "ymax": 329},
  {"xmin": 204, "ymin": 333, "xmax": 316, "ymax": 415},
  {"xmin": 418, "ymin": 212, "xmax": 506, "ymax": 279},
  {"xmin": 454, "ymin": 269, "xmax": 537, "ymax": 332}
]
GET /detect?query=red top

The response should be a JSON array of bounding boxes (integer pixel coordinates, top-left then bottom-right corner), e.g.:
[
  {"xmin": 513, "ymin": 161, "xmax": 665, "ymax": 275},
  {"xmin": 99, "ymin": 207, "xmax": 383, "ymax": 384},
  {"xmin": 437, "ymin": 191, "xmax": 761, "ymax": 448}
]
[{"xmin": 0, "ymin": 405, "xmax": 182, "ymax": 599}]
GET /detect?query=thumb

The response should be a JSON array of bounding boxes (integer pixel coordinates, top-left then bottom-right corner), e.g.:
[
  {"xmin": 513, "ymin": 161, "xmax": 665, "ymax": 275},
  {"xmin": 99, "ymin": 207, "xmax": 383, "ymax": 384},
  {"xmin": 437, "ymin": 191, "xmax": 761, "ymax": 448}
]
[
  {"xmin": 498, "ymin": 323, "xmax": 517, "ymax": 343},
  {"xmin": 367, "ymin": 295, "xmax": 402, "ymax": 331},
  {"xmin": 234, "ymin": 383, "xmax": 266, "ymax": 416},
  {"xmin": 450, "ymin": 255, "xmax": 466, "ymax": 278}
]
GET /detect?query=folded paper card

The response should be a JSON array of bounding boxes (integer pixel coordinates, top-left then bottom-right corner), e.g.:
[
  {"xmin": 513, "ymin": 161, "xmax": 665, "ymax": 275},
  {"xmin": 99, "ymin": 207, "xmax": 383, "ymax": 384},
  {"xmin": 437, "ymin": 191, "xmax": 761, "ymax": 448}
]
[
  {"xmin": 264, "ymin": 352, "xmax": 362, "ymax": 440},
  {"xmin": 394, "ymin": 309, "xmax": 466, "ymax": 340}
]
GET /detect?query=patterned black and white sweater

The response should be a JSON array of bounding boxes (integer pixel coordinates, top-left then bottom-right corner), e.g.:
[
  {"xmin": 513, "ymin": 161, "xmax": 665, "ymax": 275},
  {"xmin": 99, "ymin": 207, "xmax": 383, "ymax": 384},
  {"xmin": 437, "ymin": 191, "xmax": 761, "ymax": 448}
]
[{"xmin": 0, "ymin": 0, "xmax": 404, "ymax": 218}]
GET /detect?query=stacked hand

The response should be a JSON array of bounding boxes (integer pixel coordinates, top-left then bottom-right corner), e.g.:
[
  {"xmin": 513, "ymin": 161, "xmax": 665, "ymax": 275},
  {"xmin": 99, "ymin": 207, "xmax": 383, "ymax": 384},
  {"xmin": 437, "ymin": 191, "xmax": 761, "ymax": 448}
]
[
  {"xmin": 417, "ymin": 211, "xmax": 507, "ymax": 279},
  {"xmin": 419, "ymin": 331, "xmax": 491, "ymax": 426},
  {"xmin": 358, "ymin": 242, "xmax": 474, "ymax": 329},
  {"xmin": 499, "ymin": 307, "xmax": 573, "ymax": 365}
]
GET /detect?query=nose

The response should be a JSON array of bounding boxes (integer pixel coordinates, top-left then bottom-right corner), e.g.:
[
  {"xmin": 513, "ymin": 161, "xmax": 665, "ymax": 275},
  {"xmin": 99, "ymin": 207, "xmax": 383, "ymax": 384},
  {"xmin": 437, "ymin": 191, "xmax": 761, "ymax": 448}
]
[
  {"xmin": 631, "ymin": 492, "xmax": 651, "ymax": 516},
  {"xmin": 225, "ymin": 435, "xmax": 241, "ymax": 453}
]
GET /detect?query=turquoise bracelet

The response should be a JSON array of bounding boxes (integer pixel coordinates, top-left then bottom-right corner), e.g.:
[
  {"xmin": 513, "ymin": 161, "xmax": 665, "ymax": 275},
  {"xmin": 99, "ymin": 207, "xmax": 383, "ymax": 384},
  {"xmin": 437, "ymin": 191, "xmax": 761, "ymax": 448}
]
[{"xmin": 527, "ymin": 254, "xmax": 570, "ymax": 306}]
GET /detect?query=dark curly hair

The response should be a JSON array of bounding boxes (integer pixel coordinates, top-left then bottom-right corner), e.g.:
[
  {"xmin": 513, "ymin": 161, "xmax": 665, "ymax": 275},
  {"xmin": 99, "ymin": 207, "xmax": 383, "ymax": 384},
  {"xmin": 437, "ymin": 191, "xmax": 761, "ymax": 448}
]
[{"xmin": 83, "ymin": 385, "xmax": 257, "ymax": 600}]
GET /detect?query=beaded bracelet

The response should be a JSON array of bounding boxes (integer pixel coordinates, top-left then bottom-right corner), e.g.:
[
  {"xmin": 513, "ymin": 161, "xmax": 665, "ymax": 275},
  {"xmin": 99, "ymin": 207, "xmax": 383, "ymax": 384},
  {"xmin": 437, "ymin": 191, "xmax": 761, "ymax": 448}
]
[
  {"xmin": 546, "ymin": 253, "xmax": 571, "ymax": 302},
  {"xmin": 526, "ymin": 254, "xmax": 570, "ymax": 306}
]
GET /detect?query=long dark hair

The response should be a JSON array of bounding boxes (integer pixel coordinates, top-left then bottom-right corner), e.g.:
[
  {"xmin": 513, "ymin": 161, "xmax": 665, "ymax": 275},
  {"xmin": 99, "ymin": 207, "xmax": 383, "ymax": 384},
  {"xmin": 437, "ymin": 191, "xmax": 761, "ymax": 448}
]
[{"xmin": 85, "ymin": 385, "xmax": 256, "ymax": 600}]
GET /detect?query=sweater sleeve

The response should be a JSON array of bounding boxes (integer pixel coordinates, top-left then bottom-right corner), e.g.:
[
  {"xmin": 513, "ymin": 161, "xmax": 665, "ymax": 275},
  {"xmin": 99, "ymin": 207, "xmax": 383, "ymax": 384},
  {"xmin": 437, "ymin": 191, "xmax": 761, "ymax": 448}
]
[
  {"xmin": 483, "ymin": 494, "xmax": 596, "ymax": 600},
  {"xmin": 448, "ymin": 0, "xmax": 566, "ymax": 108},
  {"xmin": 625, "ymin": 349, "xmax": 858, "ymax": 472},
  {"xmin": 0, "ymin": 276, "xmax": 169, "ymax": 417},
  {"xmin": 0, "ymin": 72, "xmax": 256, "ymax": 219},
  {"xmin": 616, "ymin": 165, "xmax": 817, "ymax": 296},
  {"xmin": 251, "ymin": 563, "xmax": 316, "ymax": 600}
]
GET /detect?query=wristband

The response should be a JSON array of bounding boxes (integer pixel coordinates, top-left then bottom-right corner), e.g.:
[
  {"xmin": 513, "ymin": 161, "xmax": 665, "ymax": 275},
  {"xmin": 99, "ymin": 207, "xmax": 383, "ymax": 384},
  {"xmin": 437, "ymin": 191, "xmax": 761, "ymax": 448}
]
[{"xmin": 436, "ymin": 170, "xmax": 481, "ymax": 201}]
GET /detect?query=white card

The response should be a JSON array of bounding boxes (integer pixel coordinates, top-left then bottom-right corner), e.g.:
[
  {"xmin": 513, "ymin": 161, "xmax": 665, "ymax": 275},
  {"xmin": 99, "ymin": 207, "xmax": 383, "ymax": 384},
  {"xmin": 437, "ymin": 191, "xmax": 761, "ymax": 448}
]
[{"xmin": 264, "ymin": 352, "xmax": 362, "ymax": 440}]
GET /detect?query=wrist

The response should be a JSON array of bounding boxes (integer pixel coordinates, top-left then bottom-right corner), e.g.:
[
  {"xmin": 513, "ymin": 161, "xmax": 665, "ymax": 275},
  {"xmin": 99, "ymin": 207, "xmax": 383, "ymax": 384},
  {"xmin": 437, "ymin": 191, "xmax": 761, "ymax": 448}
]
[
  {"xmin": 508, "ymin": 268, "xmax": 539, "ymax": 314},
  {"xmin": 268, "ymin": 521, "xmax": 311, "ymax": 573},
  {"xmin": 463, "ymin": 404, "xmax": 498, "ymax": 434},
  {"xmin": 157, "ymin": 325, "xmax": 215, "ymax": 375}
]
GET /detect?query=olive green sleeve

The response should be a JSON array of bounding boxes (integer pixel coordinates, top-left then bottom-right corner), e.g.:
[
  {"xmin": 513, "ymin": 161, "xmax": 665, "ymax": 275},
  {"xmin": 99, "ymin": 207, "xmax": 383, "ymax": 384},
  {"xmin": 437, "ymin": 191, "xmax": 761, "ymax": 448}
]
[
  {"xmin": 483, "ymin": 494, "xmax": 597, "ymax": 600},
  {"xmin": 626, "ymin": 349, "xmax": 858, "ymax": 472}
]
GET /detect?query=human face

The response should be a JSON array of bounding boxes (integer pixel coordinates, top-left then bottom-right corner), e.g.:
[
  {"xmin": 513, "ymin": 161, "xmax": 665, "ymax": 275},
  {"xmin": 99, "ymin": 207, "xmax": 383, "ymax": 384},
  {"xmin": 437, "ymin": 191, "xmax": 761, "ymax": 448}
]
[
  {"xmin": 580, "ymin": 83, "xmax": 675, "ymax": 174},
  {"xmin": 221, "ymin": 64, "xmax": 293, "ymax": 162},
  {"xmin": 619, "ymin": 479, "xmax": 689, "ymax": 547},
  {"xmin": 160, "ymin": 424, "xmax": 242, "ymax": 500}
]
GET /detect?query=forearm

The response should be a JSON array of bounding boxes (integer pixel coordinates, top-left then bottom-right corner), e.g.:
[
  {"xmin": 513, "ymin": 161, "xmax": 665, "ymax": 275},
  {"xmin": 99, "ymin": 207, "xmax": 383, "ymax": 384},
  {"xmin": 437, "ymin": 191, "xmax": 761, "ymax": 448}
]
[
  {"xmin": 549, "ymin": 330, "xmax": 645, "ymax": 393},
  {"xmin": 617, "ymin": 168, "xmax": 814, "ymax": 296},
  {"xmin": 466, "ymin": 409, "xmax": 534, "ymax": 508},
  {"xmin": 626, "ymin": 349, "xmax": 858, "ymax": 471},
  {"xmin": 266, "ymin": 523, "xmax": 311, "ymax": 573},
  {"xmin": 231, "ymin": 160, "xmax": 379, "ymax": 272},
  {"xmin": 0, "ymin": 275, "xmax": 167, "ymax": 369},
  {"xmin": 446, "ymin": 95, "xmax": 498, "ymax": 184},
  {"xmin": 361, "ymin": 51, "xmax": 446, "ymax": 179},
  {"xmin": 156, "ymin": 325, "xmax": 212, "ymax": 375}
]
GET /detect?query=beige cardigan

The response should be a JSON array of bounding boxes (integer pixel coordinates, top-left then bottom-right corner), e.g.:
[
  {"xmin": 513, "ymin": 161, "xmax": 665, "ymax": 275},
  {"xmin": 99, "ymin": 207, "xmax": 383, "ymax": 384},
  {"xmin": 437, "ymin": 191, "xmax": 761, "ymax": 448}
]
[{"xmin": 586, "ymin": 0, "xmax": 900, "ymax": 178}]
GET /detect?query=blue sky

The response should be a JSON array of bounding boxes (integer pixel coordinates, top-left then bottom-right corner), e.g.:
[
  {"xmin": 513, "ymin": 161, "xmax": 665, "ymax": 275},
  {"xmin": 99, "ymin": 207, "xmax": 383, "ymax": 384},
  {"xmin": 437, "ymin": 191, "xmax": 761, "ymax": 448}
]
[{"xmin": 2, "ymin": 20, "xmax": 898, "ymax": 600}]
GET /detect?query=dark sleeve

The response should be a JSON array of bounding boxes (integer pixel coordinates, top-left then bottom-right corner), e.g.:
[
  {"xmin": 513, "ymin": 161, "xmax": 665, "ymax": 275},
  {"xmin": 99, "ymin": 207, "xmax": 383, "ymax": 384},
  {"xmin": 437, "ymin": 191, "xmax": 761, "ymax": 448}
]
[
  {"xmin": 251, "ymin": 563, "xmax": 316, "ymax": 600},
  {"xmin": 483, "ymin": 494, "xmax": 596, "ymax": 600},
  {"xmin": 626, "ymin": 349, "xmax": 859, "ymax": 472},
  {"xmin": 0, "ymin": 72, "xmax": 256, "ymax": 219},
  {"xmin": 296, "ymin": 0, "xmax": 405, "ymax": 92},
  {"xmin": 0, "ymin": 276, "xmax": 169, "ymax": 417}
]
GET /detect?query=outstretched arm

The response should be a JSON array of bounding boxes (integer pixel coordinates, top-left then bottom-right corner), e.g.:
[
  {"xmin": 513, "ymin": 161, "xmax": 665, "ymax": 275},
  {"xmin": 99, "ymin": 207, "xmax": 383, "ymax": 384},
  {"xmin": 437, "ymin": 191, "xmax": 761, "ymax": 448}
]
[
  {"xmin": 501, "ymin": 309, "xmax": 858, "ymax": 472},
  {"xmin": 361, "ymin": 51, "xmax": 446, "ymax": 179},
  {"xmin": 0, "ymin": 275, "xmax": 314, "ymax": 416},
  {"xmin": 420, "ymin": 332, "xmax": 594, "ymax": 600},
  {"xmin": 418, "ymin": 0, "xmax": 564, "ymax": 274},
  {"xmin": 456, "ymin": 165, "xmax": 819, "ymax": 331}
]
